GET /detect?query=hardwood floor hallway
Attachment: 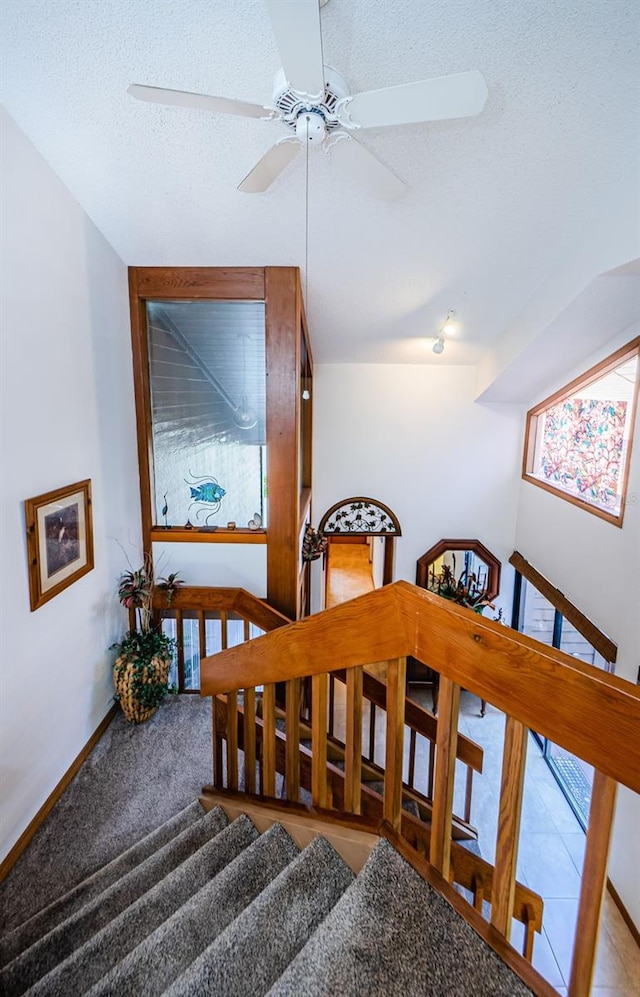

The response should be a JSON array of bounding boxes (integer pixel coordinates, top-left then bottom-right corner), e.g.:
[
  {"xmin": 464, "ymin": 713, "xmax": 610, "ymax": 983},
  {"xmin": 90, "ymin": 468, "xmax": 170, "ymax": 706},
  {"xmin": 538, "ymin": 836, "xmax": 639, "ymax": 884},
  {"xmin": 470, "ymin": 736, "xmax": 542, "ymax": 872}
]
[{"xmin": 326, "ymin": 542, "xmax": 375, "ymax": 607}]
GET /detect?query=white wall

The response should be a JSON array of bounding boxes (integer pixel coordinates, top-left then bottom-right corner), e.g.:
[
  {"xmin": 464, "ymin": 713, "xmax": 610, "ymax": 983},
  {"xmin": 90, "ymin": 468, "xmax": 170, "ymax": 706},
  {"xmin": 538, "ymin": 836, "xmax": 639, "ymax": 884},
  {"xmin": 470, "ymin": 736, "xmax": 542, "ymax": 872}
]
[
  {"xmin": 312, "ymin": 363, "xmax": 523, "ymax": 616},
  {"xmin": 152, "ymin": 540, "xmax": 266, "ymax": 594},
  {"xmin": 513, "ymin": 327, "xmax": 640, "ymax": 928},
  {"xmin": 0, "ymin": 109, "xmax": 141, "ymax": 862}
]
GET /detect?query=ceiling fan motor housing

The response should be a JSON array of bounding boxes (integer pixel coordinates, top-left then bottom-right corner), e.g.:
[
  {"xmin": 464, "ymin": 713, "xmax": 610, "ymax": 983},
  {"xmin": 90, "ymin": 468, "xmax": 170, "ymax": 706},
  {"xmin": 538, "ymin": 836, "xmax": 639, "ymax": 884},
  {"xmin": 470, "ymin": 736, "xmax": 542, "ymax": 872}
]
[{"xmin": 272, "ymin": 65, "xmax": 351, "ymax": 141}]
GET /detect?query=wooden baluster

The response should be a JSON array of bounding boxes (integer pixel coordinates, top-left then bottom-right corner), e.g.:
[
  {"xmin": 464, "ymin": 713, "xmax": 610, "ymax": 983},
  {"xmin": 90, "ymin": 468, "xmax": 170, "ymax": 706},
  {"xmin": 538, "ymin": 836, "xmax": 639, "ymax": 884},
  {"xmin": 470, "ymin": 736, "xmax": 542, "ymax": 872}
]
[
  {"xmin": 261, "ymin": 683, "xmax": 276, "ymax": 798},
  {"xmin": 464, "ymin": 768, "xmax": 474, "ymax": 824},
  {"xmin": 568, "ymin": 770, "xmax": 618, "ymax": 997},
  {"xmin": 175, "ymin": 608, "xmax": 185, "ymax": 691},
  {"xmin": 328, "ymin": 674, "xmax": 335, "ymax": 737},
  {"xmin": 522, "ymin": 903, "xmax": 536, "ymax": 962},
  {"xmin": 212, "ymin": 696, "xmax": 223, "ymax": 787},
  {"xmin": 384, "ymin": 657, "xmax": 406, "ymax": 832},
  {"xmin": 285, "ymin": 678, "xmax": 301, "ymax": 802},
  {"xmin": 198, "ymin": 610, "xmax": 207, "ymax": 670},
  {"xmin": 368, "ymin": 702, "xmax": 376, "ymax": 762},
  {"xmin": 472, "ymin": 872, "xmax": 485, "ymax": 913},
  {"xmin": 429, "ymin": 676, "xmax": 460, "ymax": 880},
  {"xmin": 408, "ymin": 728, "xmax": 417, "ymax": 789},
  {"xmin": 344, "ymin": 666, "xmax": 363, "ymax": 815},
  {"xmin": 243, "ymin": 687, "xmax": 256, "ymax": 795},
  {"xmin": 244, "ymin": 618, "xmax": 250, "ymax": 642},
  {"xmin": 221, "ymin": 610, "xmax": 228, "ymax": 650},
  {"xmin": 491, "ymin": 715, "xmax": 528, "ymax": 941},
  {"xmin": 427, "ymin": 738, "xmax": 435, "ymax": 800},
  {"xmin": 226, "ymin": 690, "xmax": 238, "ymax": 791},
  {"xmin": 311, "ymin": 673, "xmax": 329, "ymax": 808}
]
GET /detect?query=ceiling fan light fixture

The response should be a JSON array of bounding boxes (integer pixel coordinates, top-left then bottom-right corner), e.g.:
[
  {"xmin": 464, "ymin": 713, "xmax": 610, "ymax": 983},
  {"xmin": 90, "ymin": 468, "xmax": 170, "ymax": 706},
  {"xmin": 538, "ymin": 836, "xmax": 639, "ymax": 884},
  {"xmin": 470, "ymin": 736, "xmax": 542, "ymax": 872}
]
[
  {"xmin": 295, "ymin": 110, "xmax": 327, "ymax": 145},
  {"xmin": 432, "ymin": 338, "xmax": 445, "ymax": 355}
]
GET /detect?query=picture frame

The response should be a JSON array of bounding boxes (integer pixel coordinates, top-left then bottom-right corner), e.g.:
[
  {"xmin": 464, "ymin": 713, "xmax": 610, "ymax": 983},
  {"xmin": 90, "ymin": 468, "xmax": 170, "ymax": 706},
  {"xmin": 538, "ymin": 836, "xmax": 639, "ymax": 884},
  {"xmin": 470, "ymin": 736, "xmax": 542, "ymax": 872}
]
[{"xmin": 25, "ymin": 479, "xmax": 94, "ymax": 611}]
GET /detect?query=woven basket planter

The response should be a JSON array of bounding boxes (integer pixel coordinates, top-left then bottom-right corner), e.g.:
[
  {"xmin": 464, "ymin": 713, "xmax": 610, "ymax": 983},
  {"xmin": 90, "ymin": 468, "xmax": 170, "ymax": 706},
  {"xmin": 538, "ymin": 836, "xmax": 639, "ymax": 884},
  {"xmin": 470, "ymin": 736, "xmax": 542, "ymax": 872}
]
[{"xmin": 113, "ymin": 654, "xmax": 170, "ymax": 724}]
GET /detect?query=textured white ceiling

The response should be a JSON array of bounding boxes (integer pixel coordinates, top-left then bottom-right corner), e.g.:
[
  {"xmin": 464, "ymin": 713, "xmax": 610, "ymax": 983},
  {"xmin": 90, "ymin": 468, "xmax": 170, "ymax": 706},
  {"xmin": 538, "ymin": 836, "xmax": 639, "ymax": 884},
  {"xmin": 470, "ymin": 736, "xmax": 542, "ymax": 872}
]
[{"xmin": 1, "ymin": 0, "xmax": 639, "ymax": 368}]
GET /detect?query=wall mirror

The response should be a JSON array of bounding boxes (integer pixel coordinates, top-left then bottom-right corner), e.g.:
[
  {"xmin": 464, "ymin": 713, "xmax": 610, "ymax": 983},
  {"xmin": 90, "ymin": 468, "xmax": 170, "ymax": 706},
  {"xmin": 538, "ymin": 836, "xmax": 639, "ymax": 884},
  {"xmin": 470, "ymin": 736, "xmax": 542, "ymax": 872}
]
[{"xmin": 416, "ymin": 538, "xmax": 501, "ymax": 605}]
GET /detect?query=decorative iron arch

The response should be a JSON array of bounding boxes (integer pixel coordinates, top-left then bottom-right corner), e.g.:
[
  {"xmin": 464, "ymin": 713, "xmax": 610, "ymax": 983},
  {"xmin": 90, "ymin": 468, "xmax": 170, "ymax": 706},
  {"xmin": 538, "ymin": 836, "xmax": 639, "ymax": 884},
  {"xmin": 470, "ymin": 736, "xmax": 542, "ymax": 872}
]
[{"xmin": 318, "ymin": 497, "xmax": 402, "ymax": 536}]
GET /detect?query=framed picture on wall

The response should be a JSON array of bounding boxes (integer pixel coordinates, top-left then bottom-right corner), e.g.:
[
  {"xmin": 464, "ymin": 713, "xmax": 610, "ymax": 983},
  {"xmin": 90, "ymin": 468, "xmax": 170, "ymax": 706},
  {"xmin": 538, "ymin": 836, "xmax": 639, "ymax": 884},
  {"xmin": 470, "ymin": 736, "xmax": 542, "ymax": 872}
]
[{"xmin": 25, "ymin": 479, "xmax": 94, "ymax": 611}]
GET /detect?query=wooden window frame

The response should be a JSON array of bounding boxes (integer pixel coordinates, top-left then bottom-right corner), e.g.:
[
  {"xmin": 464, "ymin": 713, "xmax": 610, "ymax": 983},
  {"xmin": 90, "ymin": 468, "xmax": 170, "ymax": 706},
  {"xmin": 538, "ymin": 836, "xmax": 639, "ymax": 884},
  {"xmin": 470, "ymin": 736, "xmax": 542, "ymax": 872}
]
[
  {"xmin": 128, "ymin": 266, "xmax": 312, "ymax": 619},
  {"xmin": 416, "ymin": 538, "xmax": 501, "ymax": 602},
  {"xmin": 522, "ymin": 337, "xmax": 640, "ymax": 528}
]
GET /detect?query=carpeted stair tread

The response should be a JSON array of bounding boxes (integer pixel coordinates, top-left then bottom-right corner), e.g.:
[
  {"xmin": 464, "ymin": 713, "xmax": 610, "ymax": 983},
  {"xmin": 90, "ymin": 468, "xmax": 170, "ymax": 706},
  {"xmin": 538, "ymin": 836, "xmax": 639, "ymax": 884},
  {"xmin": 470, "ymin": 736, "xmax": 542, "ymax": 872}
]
[
  {"xmin": 18, "ymin": 814, "xmax": 257, "ymax": 997},
  {"xmin": 267, "ymin": 837, "xmax": 534, "ymax": 997},
  {"xmin": 0, "ymin": 802, "xmax": 204, "ymax": 968},
  {"xmin": 84, "ymin": 822, "xmax": 300, "ymax": 997},
  {"xmin": 165, "ymin": 833, "xmax": 355, "ymax": 997},
  {"xmin": 0, "ymin": 807, "xmax": 230, "ymax": 997}
]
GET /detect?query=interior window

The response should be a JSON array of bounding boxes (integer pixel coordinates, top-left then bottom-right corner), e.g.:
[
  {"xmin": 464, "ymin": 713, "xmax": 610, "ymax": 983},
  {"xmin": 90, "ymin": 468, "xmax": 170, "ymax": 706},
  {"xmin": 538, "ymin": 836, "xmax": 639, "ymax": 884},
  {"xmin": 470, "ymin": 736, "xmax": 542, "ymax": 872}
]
[
  {"xmin": 523, "ymin": 338, "xmax": 640, "ymax": 526},
  {"xmin": 146, "ymin": 299, "xmax": 267, "ymax": 530}
]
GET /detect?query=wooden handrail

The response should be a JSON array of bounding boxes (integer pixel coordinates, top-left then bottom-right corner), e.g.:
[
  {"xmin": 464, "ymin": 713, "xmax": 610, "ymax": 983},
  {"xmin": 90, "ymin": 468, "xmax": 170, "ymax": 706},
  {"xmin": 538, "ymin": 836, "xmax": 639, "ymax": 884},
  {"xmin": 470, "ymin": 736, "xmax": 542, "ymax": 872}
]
[
  {"xmin": 201, "ymin": 581, "xmax": 640, "ymax": 794},
  {"xmin": 509, "ymin": 551, "xmax": 617, "ymax": 663},
  {"xmin": 152, "ymin": 585, "xmax": 291, "ymax": 631}
]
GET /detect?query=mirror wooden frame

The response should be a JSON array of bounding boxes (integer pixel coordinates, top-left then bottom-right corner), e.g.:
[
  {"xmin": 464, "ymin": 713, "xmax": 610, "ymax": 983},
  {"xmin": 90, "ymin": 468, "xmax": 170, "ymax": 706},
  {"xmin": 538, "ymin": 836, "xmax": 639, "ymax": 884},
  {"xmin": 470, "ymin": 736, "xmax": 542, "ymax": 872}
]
[{"xmin": 416, "ymin": 538, "xmax": 501, "ymax": 602}]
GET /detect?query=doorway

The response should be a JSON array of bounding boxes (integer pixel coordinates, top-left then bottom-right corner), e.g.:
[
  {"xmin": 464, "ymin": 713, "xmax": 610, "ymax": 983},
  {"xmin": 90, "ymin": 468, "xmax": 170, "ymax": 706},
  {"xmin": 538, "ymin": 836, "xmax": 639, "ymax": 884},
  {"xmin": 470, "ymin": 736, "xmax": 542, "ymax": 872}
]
[
  {"xmin": 318, "ymin": 496, "xmax": 402, "ymax": 609},
  {"xmin": 325, "ymin": 536, "xmax": 375, "ymax": 607}
]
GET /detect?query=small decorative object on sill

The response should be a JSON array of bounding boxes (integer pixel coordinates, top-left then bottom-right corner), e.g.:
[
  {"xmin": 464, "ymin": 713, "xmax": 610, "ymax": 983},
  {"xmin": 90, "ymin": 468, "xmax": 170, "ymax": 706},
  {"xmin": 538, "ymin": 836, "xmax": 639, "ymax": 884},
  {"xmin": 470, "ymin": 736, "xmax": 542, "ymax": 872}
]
[
  {"xmin": 184, "ymin": 519, "xmax": 193, "ymax": 529},
  {"xmin": 161, "ymin": 493, "xmax": 170, "ymax": 528},
  {"xmin": 302, "ymin": 523, "xmax": 328, "ymax": 562},
  {"xmin": 227, "ymin": 521, "xmax": 236, "ymax": 530},
  {"xmin": 248, "ymin": 512, "xmax": 262, "ymax": 530},
  {"xmin": 111, "ymin": 552, "xmax": 182, "ymax": 724}
]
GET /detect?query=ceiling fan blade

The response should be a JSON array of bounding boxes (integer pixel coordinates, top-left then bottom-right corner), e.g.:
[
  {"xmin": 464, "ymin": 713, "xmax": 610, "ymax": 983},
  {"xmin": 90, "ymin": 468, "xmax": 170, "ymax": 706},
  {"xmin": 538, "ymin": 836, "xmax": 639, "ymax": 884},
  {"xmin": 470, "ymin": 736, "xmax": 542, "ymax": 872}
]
[
  {"xmin": 329, "ymin": 133, "xmax": 405, "ymax": 200},
  {"xmin": 128, "ymin": 84, "xmax": 274, "ymax": 120},
  {"xmin": 238, "ymin": 138, "xmax": 301, "ymax": 193},
  {"xmin": 266, "ymin": 0, "xmax": 325, "ymax": 99},
  {"xmin": 340, "ymin": 70, "xmax": 488, "ymax": 129}
]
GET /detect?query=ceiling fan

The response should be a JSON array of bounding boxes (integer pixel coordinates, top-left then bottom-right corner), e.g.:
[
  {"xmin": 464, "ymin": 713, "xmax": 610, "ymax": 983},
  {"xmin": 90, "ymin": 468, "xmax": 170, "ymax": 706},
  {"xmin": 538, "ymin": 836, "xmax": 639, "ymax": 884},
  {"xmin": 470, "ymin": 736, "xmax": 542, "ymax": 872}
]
[{"xmin": 128, "ymin": 0, "xmax": 488, "ymax": 198}]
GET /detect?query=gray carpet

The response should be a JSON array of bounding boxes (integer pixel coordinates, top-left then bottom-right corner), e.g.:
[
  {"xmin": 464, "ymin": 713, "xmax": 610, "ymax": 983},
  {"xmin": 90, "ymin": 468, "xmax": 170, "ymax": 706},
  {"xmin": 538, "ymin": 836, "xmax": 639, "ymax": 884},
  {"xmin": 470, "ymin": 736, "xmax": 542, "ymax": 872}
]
[
  {"xmin": 0, "ymin": 695, "xmax": 537, "ymax": 997},
  {"xmin": 268, "ymin": 837, "xmax": 533, "ymax": 997},
  {"xmin": 0, "ymin": 695, "xmax": 212, "ymax": 932}
]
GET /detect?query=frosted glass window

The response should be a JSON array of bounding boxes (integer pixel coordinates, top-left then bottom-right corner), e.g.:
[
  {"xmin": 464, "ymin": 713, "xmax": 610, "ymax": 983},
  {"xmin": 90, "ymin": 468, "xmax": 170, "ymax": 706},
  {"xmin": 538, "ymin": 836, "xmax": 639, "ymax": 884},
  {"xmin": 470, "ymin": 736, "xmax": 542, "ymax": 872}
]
[{"xmin": 147, "ymin": 299, "xmax": 267, "ymax": 529}]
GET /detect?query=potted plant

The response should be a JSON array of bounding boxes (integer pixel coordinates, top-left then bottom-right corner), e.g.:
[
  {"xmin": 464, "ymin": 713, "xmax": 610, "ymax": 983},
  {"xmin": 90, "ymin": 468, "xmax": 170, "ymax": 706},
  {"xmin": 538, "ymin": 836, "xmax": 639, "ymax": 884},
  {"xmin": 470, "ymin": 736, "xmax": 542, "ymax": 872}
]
[{"xmin": 111, "ymin": 554, "xmax": 182, "ymax": 724}]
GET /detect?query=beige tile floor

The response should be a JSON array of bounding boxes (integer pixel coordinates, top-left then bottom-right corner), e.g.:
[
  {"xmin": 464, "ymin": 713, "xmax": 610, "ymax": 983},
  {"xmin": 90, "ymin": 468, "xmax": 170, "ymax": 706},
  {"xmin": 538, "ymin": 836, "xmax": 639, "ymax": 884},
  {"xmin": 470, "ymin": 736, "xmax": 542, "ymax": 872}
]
[{"xmin": 326, "ymin": 557, "xmax": 640, "ymax": 995}]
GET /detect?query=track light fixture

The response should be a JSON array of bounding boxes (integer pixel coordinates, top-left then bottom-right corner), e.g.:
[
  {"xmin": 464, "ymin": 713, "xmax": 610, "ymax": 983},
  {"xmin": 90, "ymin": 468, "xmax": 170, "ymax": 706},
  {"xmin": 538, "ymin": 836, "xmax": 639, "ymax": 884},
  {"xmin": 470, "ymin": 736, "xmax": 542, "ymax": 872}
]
[{"xmin": 431, "ymin": 309, "xmax": 457, "ymax": 354}]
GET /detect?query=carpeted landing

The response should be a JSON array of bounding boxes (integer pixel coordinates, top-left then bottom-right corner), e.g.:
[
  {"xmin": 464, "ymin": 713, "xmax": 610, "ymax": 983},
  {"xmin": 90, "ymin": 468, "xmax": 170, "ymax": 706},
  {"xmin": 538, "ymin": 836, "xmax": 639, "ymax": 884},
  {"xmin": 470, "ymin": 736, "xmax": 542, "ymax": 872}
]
[{"xmin": 0, "ymin": 801, "xmax": 535, "ymax": 996}]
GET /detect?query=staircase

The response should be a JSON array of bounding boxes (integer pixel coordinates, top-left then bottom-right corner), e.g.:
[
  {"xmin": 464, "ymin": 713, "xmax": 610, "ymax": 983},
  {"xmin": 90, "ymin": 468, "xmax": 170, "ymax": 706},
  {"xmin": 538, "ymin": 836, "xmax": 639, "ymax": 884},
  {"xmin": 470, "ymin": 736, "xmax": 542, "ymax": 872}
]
[{"xmin": 0, "ymin": 801, "xmax": 537, "ymax": 997}]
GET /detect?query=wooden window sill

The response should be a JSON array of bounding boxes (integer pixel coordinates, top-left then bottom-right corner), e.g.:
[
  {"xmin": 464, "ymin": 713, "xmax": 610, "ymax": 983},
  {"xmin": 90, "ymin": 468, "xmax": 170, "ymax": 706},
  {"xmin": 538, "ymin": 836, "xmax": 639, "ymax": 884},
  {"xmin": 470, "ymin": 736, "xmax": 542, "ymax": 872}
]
[{"xmin": 150, "ymin": 527, "xmax": 267, "ymax": 544}]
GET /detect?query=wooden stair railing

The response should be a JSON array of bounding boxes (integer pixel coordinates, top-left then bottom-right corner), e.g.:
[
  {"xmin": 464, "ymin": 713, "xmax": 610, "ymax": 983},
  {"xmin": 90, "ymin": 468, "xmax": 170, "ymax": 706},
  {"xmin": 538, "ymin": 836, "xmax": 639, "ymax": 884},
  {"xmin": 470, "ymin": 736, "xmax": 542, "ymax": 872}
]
[
  {"xmin": 211, "ymin": 689, "xmax": 544, "ymax": 949},
  {"xmin": 332, "ymin": 666, "xmax": 483, "ymax": 826},
  {"xmin": 153, "ymin": 585, "xmax": 483, "ymax": 831},
  {"xmin": 214, "ymin": 693, "xmax": 478, "ymax": 840},
  {"xmin": 149, "ymin": 586, "xmax": 291, "ymax": 692},
  {"xmin": 200, "ymin": 581, "xmax": 640, "ymax": 997}
]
